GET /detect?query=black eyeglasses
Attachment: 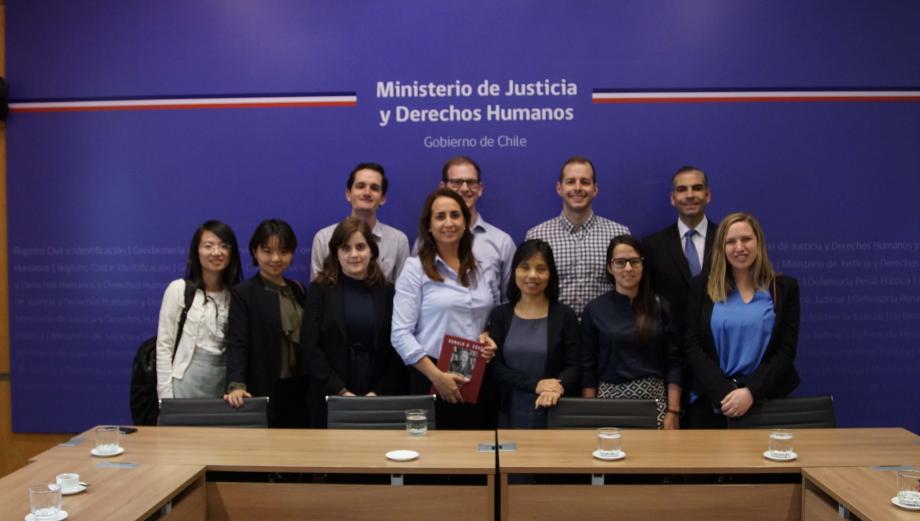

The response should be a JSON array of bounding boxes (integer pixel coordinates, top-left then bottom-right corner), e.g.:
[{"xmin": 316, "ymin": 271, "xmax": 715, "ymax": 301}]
[
  {"xmin": 609, "ymin": 257, "xmax": 644, "ymax": 269},
  {"xmin": 445, "ymin": 178, "xmax": 480, "ymax": 189}
]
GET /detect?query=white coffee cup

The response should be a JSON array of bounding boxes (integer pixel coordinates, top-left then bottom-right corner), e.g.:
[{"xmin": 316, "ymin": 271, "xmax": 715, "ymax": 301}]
[{"xmin": 56, "ymin": 473, "xmax": 80, "ymax": 492}]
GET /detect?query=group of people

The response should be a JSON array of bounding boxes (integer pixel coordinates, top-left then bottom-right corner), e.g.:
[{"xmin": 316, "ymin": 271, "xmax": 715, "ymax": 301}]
[{"xmin": 155, "ymin": 157, "xmax": 800, "ymax": 430}]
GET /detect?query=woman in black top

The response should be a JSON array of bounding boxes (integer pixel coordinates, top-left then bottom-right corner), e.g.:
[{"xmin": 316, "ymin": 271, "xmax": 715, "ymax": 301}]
[
  {"xmin": 487, "ymin": 239, "xmax": 580, "ymax": 428},
  {"xmin": 581, "ymin": 235, "xmax": 682, "ymax": 429},
  {"xmin": 304, "ymin": 217, "xmax": 407, "ymax": 426},
  {"xmin": 224, "ymin": 219, "xmax": 308, "ymax": 427}
]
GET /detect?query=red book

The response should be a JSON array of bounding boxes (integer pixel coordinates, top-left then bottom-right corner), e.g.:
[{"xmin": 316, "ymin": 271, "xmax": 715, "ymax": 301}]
[{"xmin": 432, "ymin": 335, "xmax": 488, "ymax": 404}]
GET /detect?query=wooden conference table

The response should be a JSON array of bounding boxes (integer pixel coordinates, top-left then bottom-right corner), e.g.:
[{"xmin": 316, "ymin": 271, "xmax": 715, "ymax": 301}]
[
  {"xmin": 497, "ymin": 428, "xmax": 920, "ymax": 521},
  {"xmin": 24, "ymin": 427, "xmax": 497, "ymax": 521},
  {"xmin": 9, "ymin": 426, "xmax": 920, "ymax": 520}
]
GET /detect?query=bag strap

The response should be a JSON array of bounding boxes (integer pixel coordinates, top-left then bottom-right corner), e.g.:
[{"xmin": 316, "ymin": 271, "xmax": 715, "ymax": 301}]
[{"xmin": 171, "ymin": 279, "xmax": 199, "ymax": 363}]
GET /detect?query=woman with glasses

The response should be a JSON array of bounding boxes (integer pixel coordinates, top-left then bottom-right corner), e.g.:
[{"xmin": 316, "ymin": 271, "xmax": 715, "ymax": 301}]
[
  {"xmin": 581, "ymin": 234, "xmax": 683, "ymax": 429},
  {"xmin": 683, "ymin": 213, "xmax": 799, "ymax": 428},
  {"xmin": 156, "ymin": 220, "xmax": 243, "ymax": 400}
]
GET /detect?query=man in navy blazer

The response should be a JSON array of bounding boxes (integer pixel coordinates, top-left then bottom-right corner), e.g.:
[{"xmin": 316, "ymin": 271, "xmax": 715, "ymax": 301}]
[
  {"xmin": 642, "ymin": 166, "xmax": 715, "ymax": 421},
  {"xmin": 642, "ymin": 166, "xmax": 716, "ymax": 327}
]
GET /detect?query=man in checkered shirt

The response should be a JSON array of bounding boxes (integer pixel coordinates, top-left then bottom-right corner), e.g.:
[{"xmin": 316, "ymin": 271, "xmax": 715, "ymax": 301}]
[{"xmin": 525, "ymin": 156, "xmax": 630, "ymax": 319}]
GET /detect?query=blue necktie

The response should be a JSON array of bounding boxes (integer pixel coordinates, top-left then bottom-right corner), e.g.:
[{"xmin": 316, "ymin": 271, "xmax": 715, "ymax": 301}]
[{"xmin": 684, "ymin": 229, "xmax": 702, "ymax": 276}]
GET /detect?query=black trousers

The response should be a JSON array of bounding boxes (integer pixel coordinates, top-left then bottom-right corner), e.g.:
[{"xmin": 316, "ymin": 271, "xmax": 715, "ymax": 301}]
[{"xmin": 408, "ymin": 361, "xmax": 496, "ymax": 430}]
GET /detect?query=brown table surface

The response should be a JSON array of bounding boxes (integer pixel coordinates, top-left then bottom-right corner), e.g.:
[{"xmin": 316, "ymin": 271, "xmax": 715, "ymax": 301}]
[
  {"xmin": 33, "ymin": 427, "xmax": 497, "ymax": 474},
  {"xmin": 0, "ymin": 459, "xmax": 204, "ymax": 521},
  {"xmin": 803, "ymin": 466, "xmax": 920, "ymax": 521},
  {"xmin": 497, "ymin": 428, "xmax": 920, "ymax": 474}
]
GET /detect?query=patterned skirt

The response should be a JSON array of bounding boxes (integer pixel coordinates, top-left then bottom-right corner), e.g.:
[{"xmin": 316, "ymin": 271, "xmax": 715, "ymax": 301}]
[{"xmin": 598, "ymin": 375, "xmax": 667, "ymax": 429}]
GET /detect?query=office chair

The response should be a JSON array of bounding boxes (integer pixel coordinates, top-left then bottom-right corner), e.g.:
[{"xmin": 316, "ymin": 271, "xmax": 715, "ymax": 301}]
[
  {"xmin": 547, "ymin": 398, "xmax": 659, "ymax": 429},
  {"xmin": 158, "ymin": 397, "xmax": 269, "ymax": 428},
  {"xmin": 326, "ymin": 394, "xmax": 436, "ymax": 429},
  {"xmin": 727, "ymin": 395, "xmax": 836, "ymax": 429}
]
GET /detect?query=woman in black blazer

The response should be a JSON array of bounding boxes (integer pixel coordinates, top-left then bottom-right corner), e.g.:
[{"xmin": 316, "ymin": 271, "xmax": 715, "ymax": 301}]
[
  {"xmin": 304, "ymin": 217, "xmax": 407, "ymax": 426},
  {"xmin": 224, "ymin": 219, "xmax": 309, "ymax": 428},
  {"xmin": 684, "ymin": 212, "xmax": 800, "ymax": 428},
  {"xmin": 486, "ymin": 240, "xmax": 580, "ymax": 428}
]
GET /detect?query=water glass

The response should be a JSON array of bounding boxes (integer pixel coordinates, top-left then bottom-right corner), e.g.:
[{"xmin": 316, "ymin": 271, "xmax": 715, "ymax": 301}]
[
  {"xmin": 29, "ymin": 483, "xmax": 61, "ymax": 521},
  {"xmin": 405, "ymin": 409, "xmax": 427, "ymax": 437},
  {"xmin": 596, "ymin": 427, "xmax": 622, "ymax": 457},
  {"xmin": 768, "ymin": 429, "xmax": 794, "ymax": 458},
  {"xmin": 898, "ymin": 470, "xmax": 920, "ymax": 507},
  {"xmin": 94, "ymin": 425, "xmax": 121, "ymax": 455}
]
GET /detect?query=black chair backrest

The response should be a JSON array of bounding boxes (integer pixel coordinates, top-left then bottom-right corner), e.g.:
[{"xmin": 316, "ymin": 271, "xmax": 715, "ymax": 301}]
[
  {"xmin": 158, "ymin": 397, "xmax": 269, "ymax": 428},
  {"xmin": 547, "ymin": 398, "xmax": 658, "ymax": 429},
  {"xmin": 326, "ymin": 395, "xmax": 436, "ymax": 430},
  {"xmin": 727, "ymin": 395, "xmax": 836, "ymax": 429}
]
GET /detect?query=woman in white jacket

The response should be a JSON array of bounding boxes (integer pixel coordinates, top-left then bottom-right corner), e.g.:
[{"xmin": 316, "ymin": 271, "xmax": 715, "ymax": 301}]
[{"xmin": 156, "ymin": 220, "xmax": 243, "ymax": 399}]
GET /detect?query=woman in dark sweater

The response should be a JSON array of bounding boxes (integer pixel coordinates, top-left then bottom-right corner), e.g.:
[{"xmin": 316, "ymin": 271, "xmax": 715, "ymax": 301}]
[
  {"xmin": 304, "ymin": 217, "xmax": 406, "ymax": 426},
  {"xmin": 487, "ymin": 239, "xmax": 580, "ymax": 428},
  {"xmin": 581, "ymin": 234, "xmax": 683, "ymax": 429}
]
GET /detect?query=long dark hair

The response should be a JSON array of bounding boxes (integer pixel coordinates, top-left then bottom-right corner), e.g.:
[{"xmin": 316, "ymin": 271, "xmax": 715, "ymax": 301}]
[
  {"xmin": 606, "ymin": 234, "xmax": 659, "ymax": 346},
  {"xmin": 314, "ymin": 217, "xmax": 385, "ymax": 287},
  {"xmin": 506, "ymin": 239, "xmax": 559, "ymax": 304},
  {"xmin": 417, "ymin": 188, "xmax": 477, "ymax": 287},
  {"xmin": 185, "ymin": 220, "xmax": 243, "ymax": 291}
]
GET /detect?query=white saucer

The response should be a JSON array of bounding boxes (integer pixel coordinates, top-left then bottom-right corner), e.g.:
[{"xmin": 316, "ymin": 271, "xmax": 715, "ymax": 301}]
[
  {"xmin": 60, "ymin": 484, "xmax": 87, "ymax": 496},
  {"xmin": 763, "ymin": 450, "xmax": 797, "ymax": 462},
  {"xmin": 90, "ymin": 446, "xmax": 124, "ymax": 457},
  {"xmin": 386, "ymin": 450, "xmax": 419, "ymax": 462},
  {"xmin": 592, "ymin": 449, "xmax": 626, "ymax": 461},
  {"xmin": 892, "ymin": 496, "xmax": 920, "ymax": 511},
  {"xmin": 25, "ymin": 510, "xmax": 68, "ymax": 521}
]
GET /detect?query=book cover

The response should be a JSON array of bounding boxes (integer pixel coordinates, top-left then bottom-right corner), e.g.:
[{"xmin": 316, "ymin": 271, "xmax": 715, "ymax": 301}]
[{"xmin": 432, "ymin": 334, "xmax": 488, "ymax": 404}]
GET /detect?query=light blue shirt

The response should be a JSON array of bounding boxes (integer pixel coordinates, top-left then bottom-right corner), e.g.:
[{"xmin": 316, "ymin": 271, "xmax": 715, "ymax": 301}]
[
  {"xmin": 411, "ymin": 213, "xmax": 515, "ymax": 302},
  {"xmin": 711, "ymin": 289, "xmax": 776, "ymax": 377},
  {"xmin": 470, "ymin": 214, "xmax": 516, "ymax": 302},
  {"xmin": 391, "ymin": 256, "xmax": 500, "ymax": 365},
  {"xmin": 676, "ymin": 216, "xmax": 709, "ymax": 268}
]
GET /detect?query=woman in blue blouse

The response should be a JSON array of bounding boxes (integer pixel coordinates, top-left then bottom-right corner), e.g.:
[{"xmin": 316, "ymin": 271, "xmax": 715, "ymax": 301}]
[
  {"xmin": 581, "ymin": 235, "xmax": 683, "ymax": 429},
  {"xmin": 684, "ymin": 212, "xmax": 800, "ymax": 428},
  {"xmin": 391, "ymin": 189, "xmax": 500, "ymax": 429}
]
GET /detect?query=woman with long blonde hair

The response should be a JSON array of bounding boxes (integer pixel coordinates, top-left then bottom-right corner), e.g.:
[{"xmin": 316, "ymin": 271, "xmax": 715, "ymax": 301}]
[{"xmin": 683, "ymin": 212, "xmax": 800, "ymax": 428}]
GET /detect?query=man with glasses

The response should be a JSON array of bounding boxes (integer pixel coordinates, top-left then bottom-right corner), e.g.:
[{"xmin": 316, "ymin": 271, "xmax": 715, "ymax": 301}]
[
  {"xmin": 434, "ymin": 156, "xmax": 516, "ymax": 301},
  {"xmin": 310, "ymin": 162, "xmax": 410, "ymax": 282},
  {"xmin": 641, "ymin": 165, "xmax": 715, "ymax": 329},
  {"xmin": 525, "ymin": 156, "xmax": 630, "ymax": 319}
]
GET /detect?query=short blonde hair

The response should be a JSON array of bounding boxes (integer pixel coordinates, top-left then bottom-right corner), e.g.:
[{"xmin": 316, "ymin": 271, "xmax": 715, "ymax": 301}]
[{"xmin": 707, "ymin": 212, "xmax": 775, "ymax": 302}]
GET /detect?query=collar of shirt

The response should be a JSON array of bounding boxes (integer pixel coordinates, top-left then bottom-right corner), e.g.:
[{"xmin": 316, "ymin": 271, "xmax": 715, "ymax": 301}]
[
  {"xmin": 676, "ymin": 215, "xmax": 709, "ymax": 240},
  {"xmin": 370, "ymin": 220, "xmax": 385, "ymax": 240},
  {"xmin": 471, "ymin": 213, "xmax": 491, "ymax": 234},
  {"xmin": 559, "ymin": 210, "xmax": 596, "ymax": 234}
]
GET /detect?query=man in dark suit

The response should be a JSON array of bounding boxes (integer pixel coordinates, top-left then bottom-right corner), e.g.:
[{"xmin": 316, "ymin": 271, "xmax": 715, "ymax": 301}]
[{"xmin": 642, "ymin": 166, "xmax": 715, "ymax": 423}]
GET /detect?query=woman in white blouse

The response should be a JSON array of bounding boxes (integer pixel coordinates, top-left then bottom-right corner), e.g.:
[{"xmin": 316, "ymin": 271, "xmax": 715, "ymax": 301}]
[{"xmin": 156, "ymin": 220, "xmax": 243, "ymax": 399}]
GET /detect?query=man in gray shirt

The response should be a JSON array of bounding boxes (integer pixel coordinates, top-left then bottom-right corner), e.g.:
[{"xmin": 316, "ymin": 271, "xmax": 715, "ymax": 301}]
[{"xmin": 310, "ymin": 162, "xmax": 410, "ymax": 282}]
